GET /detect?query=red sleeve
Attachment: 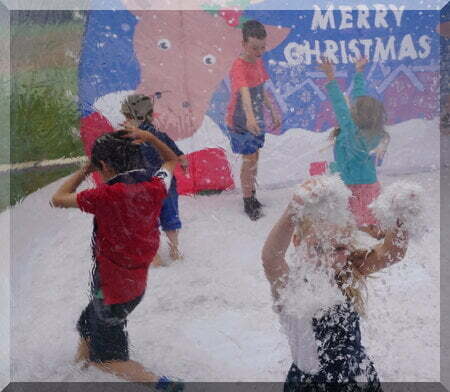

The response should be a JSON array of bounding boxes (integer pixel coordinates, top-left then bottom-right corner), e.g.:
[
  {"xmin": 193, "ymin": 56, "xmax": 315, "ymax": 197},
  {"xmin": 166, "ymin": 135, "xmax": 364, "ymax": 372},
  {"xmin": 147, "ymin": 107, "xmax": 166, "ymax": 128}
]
[
  {"xmin": 76, "ymin": 186, "xmax": 107, "ymax": 214},
  {"xmin": 230, "ymin": 60, "xmax": 248, "ymax": 92},
  {"xmin": 145, "ymin": 177, "xmax": 168, "ymax": 204}
]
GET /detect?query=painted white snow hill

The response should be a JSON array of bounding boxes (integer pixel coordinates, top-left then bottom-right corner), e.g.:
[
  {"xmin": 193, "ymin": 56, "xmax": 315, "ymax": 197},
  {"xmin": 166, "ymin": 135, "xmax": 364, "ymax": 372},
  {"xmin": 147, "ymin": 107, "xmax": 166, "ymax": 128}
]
[
  {"xmin": 94, "ymin": 90, "xmax": 439, "ymax": 189},
  {"xmin": 176, "ymin": 115, "xmax": 440, "ymax": 190},
  {"xmin": 0, "ymin": 167, "xmax": 440, "ymax": 384}
]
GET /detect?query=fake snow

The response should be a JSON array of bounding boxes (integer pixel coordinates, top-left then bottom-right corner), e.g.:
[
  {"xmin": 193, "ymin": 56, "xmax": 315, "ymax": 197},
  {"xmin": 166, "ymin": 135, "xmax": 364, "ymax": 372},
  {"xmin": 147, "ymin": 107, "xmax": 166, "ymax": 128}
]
[
  {"xmin": 292, "ymin": 174, "xmax": 353, "ymax": 226},
  {"xmin": 0, "ymin": 168, "xmax": 439, "ymax": 384},
  {"xmin": 371, "ymin": 181, "xmax": 427, "ymax": 240},
  {"xmin": 0, "ymin": 112, "xmax": 440, "ymax": 386}
]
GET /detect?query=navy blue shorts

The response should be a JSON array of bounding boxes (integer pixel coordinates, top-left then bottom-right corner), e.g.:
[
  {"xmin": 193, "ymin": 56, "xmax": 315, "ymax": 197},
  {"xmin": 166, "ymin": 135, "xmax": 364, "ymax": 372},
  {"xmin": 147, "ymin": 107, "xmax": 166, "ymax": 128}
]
[
  {"xmin": 77, "ymin": 293, "xmax": 143, "ymax": 363},
  {"xmin": 228, "ymin": 128, "xmax": 265, "ymax": 155},
  {"xmin": 160, "ymin": 184, "xmax": 181, "ymax": 231}
]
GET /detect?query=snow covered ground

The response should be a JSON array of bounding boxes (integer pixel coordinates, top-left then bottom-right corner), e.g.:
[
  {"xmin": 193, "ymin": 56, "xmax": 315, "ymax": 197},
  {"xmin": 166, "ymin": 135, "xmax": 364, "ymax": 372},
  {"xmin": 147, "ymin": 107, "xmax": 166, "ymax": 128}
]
[
  {"xmin": 0, "ymin": 168, "xmax": 439, "ymax": 384},
  {"xmin": 0, "ymin": 114, "xmax": 442, "ymax": 386}
]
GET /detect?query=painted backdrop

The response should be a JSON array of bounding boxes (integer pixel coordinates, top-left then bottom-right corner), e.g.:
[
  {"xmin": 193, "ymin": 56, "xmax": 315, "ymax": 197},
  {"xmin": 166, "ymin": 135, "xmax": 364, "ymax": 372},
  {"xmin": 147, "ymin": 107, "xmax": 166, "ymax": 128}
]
[{"xmin": 78, "ymin": 1, "xmax": 441, "ymax": 182}]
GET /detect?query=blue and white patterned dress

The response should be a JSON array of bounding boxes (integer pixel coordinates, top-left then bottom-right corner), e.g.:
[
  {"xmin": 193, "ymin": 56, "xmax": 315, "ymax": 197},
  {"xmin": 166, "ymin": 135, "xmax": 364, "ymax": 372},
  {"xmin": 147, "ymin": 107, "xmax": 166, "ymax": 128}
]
[{"xmin": 281, "ymin": 299, "xmax": 382, "ymax": 392}]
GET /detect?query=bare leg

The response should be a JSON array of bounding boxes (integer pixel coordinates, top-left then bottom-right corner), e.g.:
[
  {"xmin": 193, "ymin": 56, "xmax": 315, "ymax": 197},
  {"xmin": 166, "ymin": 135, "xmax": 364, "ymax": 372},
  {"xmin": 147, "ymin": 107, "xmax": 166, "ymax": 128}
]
[
  {"xmin": 251, "ymin": 150, "xmax": 259, "ymax": 194},
  {"xmin": 151, "ymin": 253, "xmax": 164, "ymax": 267},
  {"xmin": 165, "ymin": 230, "xmax": 182, "ymax": 260},
  {"xmin": 75, "ymin": 338, "xmax": 89, "ymax": 364},
  {"xmin": 90, "ymin": 359, "xmax": 159, "ymax": 382},
  {"xmin": 241, "ymin": 152, "xmax": 258, "ymax": 198}
]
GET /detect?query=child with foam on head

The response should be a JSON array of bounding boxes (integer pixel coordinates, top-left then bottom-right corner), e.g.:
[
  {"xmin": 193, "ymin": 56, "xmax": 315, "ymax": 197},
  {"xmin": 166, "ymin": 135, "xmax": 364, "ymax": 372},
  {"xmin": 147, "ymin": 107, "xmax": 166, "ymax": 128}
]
[
  {"xmin": 319, "ymin": 57, "xmax": 391, "ymax": 239},
  {"xmin": 121, "ymin": 93, "xmax": 189, "ymax": 262},
  {"xmin": 51, "ymin": 129, "xmax": 184, "ymax": 390},
  {"xmin": 226, "ymin": 19, "xmax": 282, "ymax": 221},
  {"xmin": 262, "ymin": 174, "xmax": 424, "ymax": 391}
]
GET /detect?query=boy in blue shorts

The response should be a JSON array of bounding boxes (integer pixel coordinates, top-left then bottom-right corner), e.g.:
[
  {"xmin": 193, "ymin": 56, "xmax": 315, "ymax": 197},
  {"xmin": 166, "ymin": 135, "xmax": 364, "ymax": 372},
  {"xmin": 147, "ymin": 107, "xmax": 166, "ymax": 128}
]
[
  {"xmin": 121, "ymin": 94, "xmax": 189, "ymax": 261},
  {"xmin": 51, "ymin": 130, "xmax": 184, "ymax": 390},
  {"xmin": 226, "ymin": 20, "xmax": 281, "ymax": 220}
]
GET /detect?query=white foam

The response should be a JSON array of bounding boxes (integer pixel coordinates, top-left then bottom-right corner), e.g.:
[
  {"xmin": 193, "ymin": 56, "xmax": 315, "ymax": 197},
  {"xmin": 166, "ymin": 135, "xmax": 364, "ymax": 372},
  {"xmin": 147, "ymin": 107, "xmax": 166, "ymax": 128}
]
[
  {"xmin": 371, "ymin": 181, "xmax": 427, "ymax": 239},
  {"xmin": 291, "ymin": 174, "xmax": 353, "ymax": 226}
]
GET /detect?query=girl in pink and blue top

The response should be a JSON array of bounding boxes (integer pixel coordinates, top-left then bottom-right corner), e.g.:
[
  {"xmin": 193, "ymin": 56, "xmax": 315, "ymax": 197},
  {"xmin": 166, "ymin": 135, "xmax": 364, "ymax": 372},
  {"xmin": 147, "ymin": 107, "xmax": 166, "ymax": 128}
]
[{"xmin": 320, "ymin": 58, "xmax": 390, "ymax": 238}]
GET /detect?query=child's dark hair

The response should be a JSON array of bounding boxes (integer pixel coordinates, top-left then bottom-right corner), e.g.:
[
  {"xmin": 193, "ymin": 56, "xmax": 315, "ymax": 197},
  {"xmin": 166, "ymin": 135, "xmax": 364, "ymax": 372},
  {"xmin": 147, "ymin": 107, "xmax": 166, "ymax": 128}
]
[
  {"xmin": 91, "ymin": 131, "xmax": 145, "ymax": 174},
  {"xmin": 242, "ymin": 20, "xmax": 267, "ymax": 42}
]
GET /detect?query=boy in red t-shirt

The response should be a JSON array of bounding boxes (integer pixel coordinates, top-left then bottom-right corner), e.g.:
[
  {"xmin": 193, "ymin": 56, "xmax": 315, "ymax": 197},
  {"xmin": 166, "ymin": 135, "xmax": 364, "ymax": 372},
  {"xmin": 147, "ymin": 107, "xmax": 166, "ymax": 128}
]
[
  {"xmin": 226, "ymin": 19, "xmax": 281, "ymax": 220},
  {"xmin": 51, "ymin": 129, "xmax": 183, "ymax": 390}
]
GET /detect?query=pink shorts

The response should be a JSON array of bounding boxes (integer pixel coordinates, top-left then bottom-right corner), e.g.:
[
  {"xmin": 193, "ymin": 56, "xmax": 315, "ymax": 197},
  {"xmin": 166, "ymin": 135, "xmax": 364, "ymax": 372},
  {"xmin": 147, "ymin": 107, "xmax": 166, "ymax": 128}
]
[{"xmin": 347, "ymin": 182, "xmax": 381, "ymax": 226}]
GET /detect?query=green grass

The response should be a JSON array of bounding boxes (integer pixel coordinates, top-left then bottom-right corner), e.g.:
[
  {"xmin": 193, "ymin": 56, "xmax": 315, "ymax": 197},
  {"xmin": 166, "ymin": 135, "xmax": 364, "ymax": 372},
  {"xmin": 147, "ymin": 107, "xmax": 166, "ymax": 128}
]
[
  {"xmin": 5, "ymin": 68, "xmax": 84, "ymax": 209},
  {"xmin": 0, "ymin": 75, "xmax": 10, "ymax": 167},
  {"xmin": 11, "ymin": 20, "xmax": 84, "ymax": 39},
  {"xmin": 10, "ymin": 71, "xmax": 83, "ymax": 164},
  {"xmin": 0, "ymin": 20, "xmax": 87, "ymax": 210},
  {"xmin": 11, "ymin": 67, "xmax": 78, "ymax": 92},
  {"xmin": 0, "ymin": 165, "xmax": 78, "ymax": 211}
]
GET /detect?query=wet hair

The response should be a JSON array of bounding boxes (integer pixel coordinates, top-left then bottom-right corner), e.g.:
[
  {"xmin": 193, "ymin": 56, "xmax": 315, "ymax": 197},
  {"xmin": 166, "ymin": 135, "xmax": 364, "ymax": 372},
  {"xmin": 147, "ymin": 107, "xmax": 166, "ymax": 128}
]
[
  {"xmin": 242, "ymin": 20, "xmax": 267, "ymax": 42},
  {"xmin": 91, "ymin": 131, "xmax": 145, "ymax": 174},
  {"xmin": 351, "ymin": 96, "xmax": 387, "ymax": 136},
  {"xmin": 335, "ymin": 259, "xmax": 367, "ymax": 316},
  {"xmin": 329, "ymin": 96, "xmax": 387, "ymax": 144}
]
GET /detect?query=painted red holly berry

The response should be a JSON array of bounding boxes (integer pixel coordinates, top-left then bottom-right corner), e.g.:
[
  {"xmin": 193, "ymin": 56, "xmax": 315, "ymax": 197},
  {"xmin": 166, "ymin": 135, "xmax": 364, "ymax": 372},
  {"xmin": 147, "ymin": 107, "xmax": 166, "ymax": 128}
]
[{"xmin": 219, "ymin": 9, "xmax": 242, "ymax": 27}]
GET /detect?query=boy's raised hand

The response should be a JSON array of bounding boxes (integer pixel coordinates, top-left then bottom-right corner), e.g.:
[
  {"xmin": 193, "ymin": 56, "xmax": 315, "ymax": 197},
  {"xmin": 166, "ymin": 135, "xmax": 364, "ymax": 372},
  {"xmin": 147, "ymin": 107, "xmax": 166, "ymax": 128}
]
[
  {"xmin": 179, "ymin": 156, "xmax": 189, "ymax": 175},
  {"xmin": 81, "ymin": 160, "xmax": 97, "ymax": 175},
  {"xmin": 121, "ymin": 119, "xmax": 140, "ymax": 132},
  {"xmin": 354, "ymin": 57, "xmax": 368, "ymax": 72},
  {"xmin": 119, "ymin": 121, "xmax": 147, "ymax": 143}
]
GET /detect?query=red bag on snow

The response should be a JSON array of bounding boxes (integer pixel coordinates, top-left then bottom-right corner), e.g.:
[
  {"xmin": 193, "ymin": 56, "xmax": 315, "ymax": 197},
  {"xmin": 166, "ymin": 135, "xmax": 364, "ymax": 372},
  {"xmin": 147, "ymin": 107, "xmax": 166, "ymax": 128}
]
[
  {"xmin": 81, "ymin": 113, "xmax": 234, "ymax": 193},
  {"xmin": 174, "ymin": 148, "xmax": 234, "ymax": 195}
]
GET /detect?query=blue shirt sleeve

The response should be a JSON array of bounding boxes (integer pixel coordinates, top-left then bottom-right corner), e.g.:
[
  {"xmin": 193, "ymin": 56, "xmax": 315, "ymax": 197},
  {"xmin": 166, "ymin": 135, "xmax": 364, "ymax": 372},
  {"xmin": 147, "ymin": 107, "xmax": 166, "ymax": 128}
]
[
  {"xmin": 325, "ymin": 79, "xmax": 356, "ymax": 140},
  {"xmin": 325, "ymin": 75, "xmax": 369, "ymax": 163},
  {"xmin": 152, "ymin": 129, "xmax": 184, "ymax": 157}
]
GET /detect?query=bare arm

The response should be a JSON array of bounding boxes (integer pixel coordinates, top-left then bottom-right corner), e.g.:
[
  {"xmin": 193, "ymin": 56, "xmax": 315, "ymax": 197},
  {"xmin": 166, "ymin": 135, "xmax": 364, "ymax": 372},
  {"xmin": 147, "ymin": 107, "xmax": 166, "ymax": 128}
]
[
  {"xmin": 51, "ymin": 162, "xmax": 95, "ymax": 209},
  {"xmin": 263, "ymin": 90, "xmax": 281, "ymax": 129},
  {"xmin": 239, "ymin": 86, "xmax": 260, "ymax": 135},
  {"xmin": 261, "ymin": 204, "xmax": 297, "ymax": 301},
  {"xmin": 178, "ymin": 154, "xmax": 189, "ymax": 174},
  {"xmin": 378, "ymin": 132, "xmax": 391, "ymax": 152},
  {"xmin": 352, "ymin": 222, "xmax": 408, "ymax": 276}
]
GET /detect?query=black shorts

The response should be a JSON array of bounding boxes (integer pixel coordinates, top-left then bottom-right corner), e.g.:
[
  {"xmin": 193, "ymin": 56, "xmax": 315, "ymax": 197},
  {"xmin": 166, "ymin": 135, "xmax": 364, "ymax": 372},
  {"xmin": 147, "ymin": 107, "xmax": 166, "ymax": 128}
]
[
  {"xmin": 284, "ymin": 362, "xmax": 382, "ymax": 392},
  {"xmin": 76, "ymin": 293, "xmax": 143, "ymax": 363}
]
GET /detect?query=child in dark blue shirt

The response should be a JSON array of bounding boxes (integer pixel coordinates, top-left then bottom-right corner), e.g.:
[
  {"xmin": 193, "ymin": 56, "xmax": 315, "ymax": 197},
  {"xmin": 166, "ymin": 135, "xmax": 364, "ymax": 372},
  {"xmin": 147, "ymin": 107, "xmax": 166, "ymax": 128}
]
[{"xmin": 121, "ymin": 94, "xmax": 188, "ymax": 261}]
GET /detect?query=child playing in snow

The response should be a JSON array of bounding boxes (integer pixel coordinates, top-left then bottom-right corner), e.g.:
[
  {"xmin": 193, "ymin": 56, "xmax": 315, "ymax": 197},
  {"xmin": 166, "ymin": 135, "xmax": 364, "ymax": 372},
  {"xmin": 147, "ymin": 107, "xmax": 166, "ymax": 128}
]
[
  {"xmin": 319, "ymin": 57, "xmax": 390, "ymax": 239},
  {"xmin": 226, "ymin": 19, "xmax": 281, "ymax": 221},
  {"xmin": 51, "ymin": 129, "xmax": 184, "ymax": 390},
  {"xmin": 121, "ymin": 93, "xmax": 189, "ymax": 261},
  {"xmin": 262, "ymin": 175, "xmax": 422, "ymax": 391}
]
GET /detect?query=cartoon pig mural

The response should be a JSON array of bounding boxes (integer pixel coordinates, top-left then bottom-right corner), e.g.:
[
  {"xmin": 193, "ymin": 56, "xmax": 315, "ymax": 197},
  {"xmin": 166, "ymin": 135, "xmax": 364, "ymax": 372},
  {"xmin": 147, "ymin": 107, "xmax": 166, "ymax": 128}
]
[
  {"xmin": 79, "ymin": 5, "xmax": 290, "ymax": 189},
  {"xmin": 80, "ymin": 5, "xmax": 290, "ymax": 149},
  {"xmin": 128, "ymin": 9, "xmax": 290, "ymax": 139}
]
